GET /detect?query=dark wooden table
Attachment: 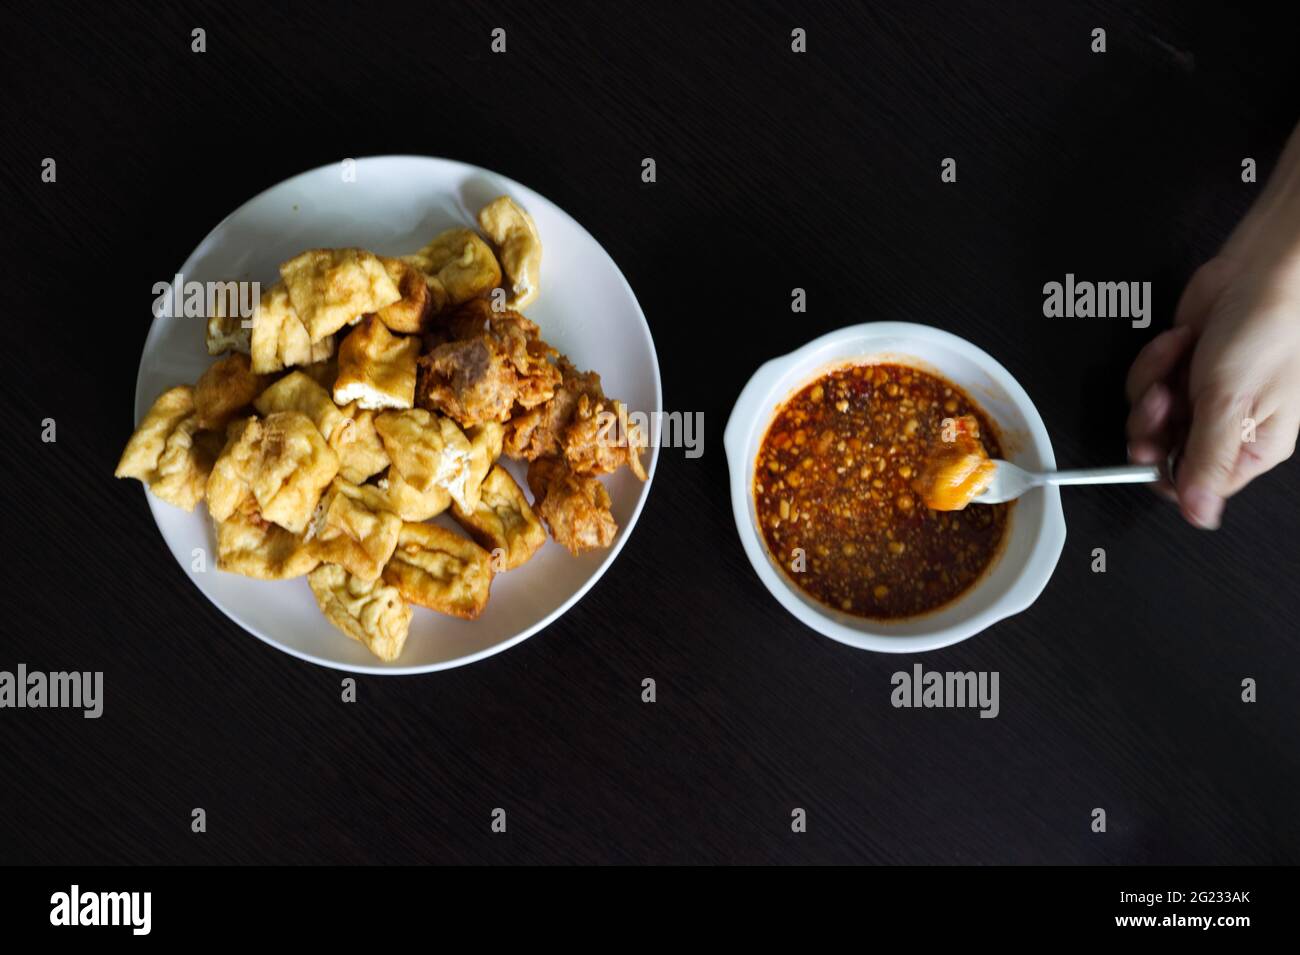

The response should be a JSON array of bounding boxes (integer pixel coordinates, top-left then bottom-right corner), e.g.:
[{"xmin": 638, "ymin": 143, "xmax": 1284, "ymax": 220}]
[{"xmin": 3, "ymin": 0, "xmax": 1297, "ymax": 865}]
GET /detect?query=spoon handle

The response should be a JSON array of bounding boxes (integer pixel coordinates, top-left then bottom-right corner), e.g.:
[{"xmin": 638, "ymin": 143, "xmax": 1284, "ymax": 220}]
[{"xmin": 1045, "ymin": 465, "xmax": 1162, "ymax": 487}]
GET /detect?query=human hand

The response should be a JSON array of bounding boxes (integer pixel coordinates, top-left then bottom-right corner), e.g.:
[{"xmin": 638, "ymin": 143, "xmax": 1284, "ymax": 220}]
[{"xmin": 1125, "ymin": 124, "xmax": 1300, "ymax": 529}]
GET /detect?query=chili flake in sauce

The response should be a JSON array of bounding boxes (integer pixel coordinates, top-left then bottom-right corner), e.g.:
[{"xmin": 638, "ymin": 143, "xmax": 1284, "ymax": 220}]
[{"xmin": 753, "ymin": 363, "xmax": 1010, "ymax": 619}]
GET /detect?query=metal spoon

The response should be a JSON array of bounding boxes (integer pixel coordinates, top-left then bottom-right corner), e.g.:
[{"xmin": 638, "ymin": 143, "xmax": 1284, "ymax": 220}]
[{"xmin": 974, "ymin": 460, "xmax": 1162, "ymax": 504}]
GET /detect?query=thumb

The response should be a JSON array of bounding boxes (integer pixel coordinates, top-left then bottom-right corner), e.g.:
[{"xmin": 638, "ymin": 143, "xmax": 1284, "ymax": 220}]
[{"xmin": 1176, "ymin": 392, "xmax": 1246, "ymax": 530}]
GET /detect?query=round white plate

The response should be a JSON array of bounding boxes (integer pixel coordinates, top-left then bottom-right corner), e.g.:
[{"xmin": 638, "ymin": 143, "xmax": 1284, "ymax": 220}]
[{"xmin": 133, "ymin": 156, "xmax": 661, "ymax": 673}]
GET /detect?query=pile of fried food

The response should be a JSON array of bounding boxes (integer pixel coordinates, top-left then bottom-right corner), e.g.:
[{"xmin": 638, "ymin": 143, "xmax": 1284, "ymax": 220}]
[{"xmin": 116, "ymin": 196, "xmax": 646, "ymax": 662}]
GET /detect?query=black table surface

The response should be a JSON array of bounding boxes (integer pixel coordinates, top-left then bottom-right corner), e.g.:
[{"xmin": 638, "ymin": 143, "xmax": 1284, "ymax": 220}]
[{"xmin": 2, "ymin": 0, "xmax": 1297, "ymax": 865}]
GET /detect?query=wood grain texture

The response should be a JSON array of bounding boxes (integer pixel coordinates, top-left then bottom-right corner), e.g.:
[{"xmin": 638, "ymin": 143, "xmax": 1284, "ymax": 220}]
[{"xmin": 0, "ymin": 0, "xmax": 1296, "ymax": 864}]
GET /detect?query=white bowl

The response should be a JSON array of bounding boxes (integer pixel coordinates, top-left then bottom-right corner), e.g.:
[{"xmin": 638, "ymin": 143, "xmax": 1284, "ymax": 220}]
[
  {"xmin": 724, "ymin": 323, "xmax": 1065, "ymax": 653},
  {"xmin": 133, "ymin": 156, "xmax": 661, "ymax": 673}
]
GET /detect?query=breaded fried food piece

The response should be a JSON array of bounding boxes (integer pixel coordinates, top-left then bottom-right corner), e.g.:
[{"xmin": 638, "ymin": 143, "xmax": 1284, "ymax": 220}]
[
  {"xmin": 205, "ymin": 291, "xmax": 252, "ymax": 356},
  {"xmin": 503, "ymin": 358, "xmax": 603, "ymax": 460},
  {"xmin": 254, "ymin": 370, "xmax": 351, "ymax": 445},
  {"xmin": 382, "ymin": 523, "xmax": 493, "ymax": 620},
  {"xmin": 477, "ymin": 196, "xmax": 542, "ymax": 310},
  {"xmin": 308, "ymin": 564, "xmax": 412, "ymax": 662},
  {"xmin": 417, "ymin": 300, "xmax": 560, "ymax": 427},
  {"xmin": 526, "ymin": 456, "xmax": 617, "ymax": 555},
  {"xmin": 402, "ymin": 228, "xmax": 501, "ymax": 308},
  {"xmin": 280, "ymin": 248, "xmax": 401, "ymax": 343},
  {"xmin": 194, "ymin": 353, "xmax": 266, "ymax": 431},
  {"xmin": 206, "ymin": 411, "xmax": 339, "ymax": 533},
  {"xmin": 332, "ymin": 316, "xmax": 419, "ymax": 411},
  {"xmin": 250, "ymin": 282, "xmax": 335, "ymax": 374},
  {"xmin": 374, "ymin": 468, "xmax": 451, "ymax": 521},
  {"xmin": 504, "ymin": 357, "xmax": 647, "ymax": 480},
  {"xmin": 333, "ymin": 401, "xmax": 390, "ymax": 483},
  {"xmin": 305, "ymin": 478, "xmax": 402, "ymax": 582},
  {"xmin": 373, "ymin": 408, "xmax": 477, "ymax": 508},
  {"xmin": 215, "ymin": 497, "xmax": 320, "ymax": 579},
  {"xmin": 451, "ymin": 465, "xmax": 546, "ymax": 570},
  {"xmin": 562, "ymin": 396, "xmax": 648, "ymax": 480},
  {"xmin": 115, "ymin": 386, "xmax": 215, "ymax": 512},
  {"xmin": 374, "ymin": 257, "xmax": 435, "ymax": 334}
]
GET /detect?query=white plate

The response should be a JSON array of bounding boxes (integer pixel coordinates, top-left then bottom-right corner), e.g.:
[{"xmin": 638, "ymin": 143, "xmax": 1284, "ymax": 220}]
[
  {"xmin": 724, "ymin": 323, "xmax": 1065, "ymax": 653},
  {"xmin": 133, "ymin": 156, "xmax": 661, "ymax": 673}
]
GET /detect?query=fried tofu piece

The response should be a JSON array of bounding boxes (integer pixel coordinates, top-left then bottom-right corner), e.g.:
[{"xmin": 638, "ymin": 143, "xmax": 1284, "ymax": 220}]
[
  {"xmin": 451, "ymin": 465, "xmax": 547, "ymax": 570},
  {"xmin": 279, "ymin": 248, "xmax": 401, "ymax": 343},
  {"xmin": 417, "ymin": 300, "xmax": 560, "ymax": 427},
  {"xmin": 477, "ymin": 196, "xmax": 542, "ymax": 310},
  {"xmin": 149, "ymin": 414, "xmax": 213, "ymax": 511},
  {"xmin": 194, "ymin": 353, "xmax": 266, "ymax": 431},
  {"xmin": 373, "ymin": 409, "xmax": 478, "ymax": 508},
  {"xmin": 382, "ymin": 523, "xmax": 493, "ymax": 620},
  {"xmin": 215, "ymin": 497, "xmax": 320, "ymax": 579},
  {"xmin": 308, "ymin": 564, "xmax": 412, "ymax": 662},
  {"xmin": 332, "ymin": 316, "xmax": 419, "ymax": 411},
  {"xmin": 402, "ymin": 228, "xmax": 501, "ymax": 307},
  {"xmin": 527, "ymin": 456, "xmax": 617, "ymax": 555},
  {"xmin": 465, "ymin": 419, "xmax": 505, "ymax": 501},
  {"xmin": 250, "ymin": 282, "xmax": 335, "ymax": 374},
  {"xmin": 115, "ymin": 386, "xmax": 214, "ymax": 512},
  {"xmin": 205, "ymin": 411, "xmax": 339, "ymax": 533},
  {"xmin": 205, "ymin": 291, "xmax": 252, "ymax": 356},
  {"xmin": 374, "ymin": 468, "xmax": 451, "ymax": 521},
  {"xmin": 305, "ymin": 478, "xmax": 402, "ymax": 582},
  {"xmin": 254, "ymin": 370, "xmax": 351, "ymax": 446},
  {"xmin": 117, "ymin": 386, "xmax": 196, "ymax": 482},
  {"xmin": 914, "ymin": 414, "xmax": 996, "ymax": 511},
  {"xmin": 374, "ymin": 257, "xmax": 435, "ymax": 334},
  {"xmin": 333, "ymin": 401, "xmax": 390, "ymax": 483}
]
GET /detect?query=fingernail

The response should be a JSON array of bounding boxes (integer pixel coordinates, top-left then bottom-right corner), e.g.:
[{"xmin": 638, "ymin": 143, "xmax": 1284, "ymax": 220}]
[{"xmin": 1182, "ymin": 486, "xmax": 1224, "ymax": 530}]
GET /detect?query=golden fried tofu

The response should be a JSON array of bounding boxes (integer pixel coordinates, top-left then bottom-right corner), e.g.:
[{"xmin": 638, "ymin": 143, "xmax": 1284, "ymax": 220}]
[
  {"xmin": 374, "ymin": 468, "xmax": 451, "ymax": 521},
  {"xmin": 382, "ymin": 523, "xmax": 493, "ymax": 620},
  {"xmin": 451, "ymin": 465, "xmax": 546, "ymax": 570},
  {"xmin": 205, "ymin": 412, "xmax": 339, "ymax": 533},
  {"xmin": 116, "ymin": 386, "xmax": 196, "ymax": 482},
  {"xmin": 215, "ymin": 497, "xmax": 320, "ymax": 579},
  {"xmin": 308, "ymin": 564, "xmax": 412, "ymax": 662},
  {"xmin": 279, "ymin": 248, "xmax": 401, "ymax": 343},
  {"xmin": 250, "ymin": 282, "xmax": 335, "ymax": 374},
  {"xmin": 254, "ymin": 370, "xmax": 351, "ymax": 445},
  {"xmin": 402, "ymin": 228, "xmax": 501, "ymax": 307},
  {"xmin": 206, "ymin": 416, "xmax": 261, "ymax": 522},
  {"xmin": 373, "ymin": 409, "xmax": 478, "ymax": 508},
  {"xmin": 332, "ymin": 316, "xmax": 419, "ymax": 411},
  {"xmin": 527, "ymin": 456, "xmax": 617, "ymax": 555},
  {"xmin": 305, "ymin": 478, "xmax": 402, "ymax": 582},
  {"xmin": 149, "ymin": 414, "xmax": 214, "ymax": 511},
  {"xmin": 205, "ymin": 291, "xmax": 252, "ymax": 356},
  {"xmin": 194, "ymin": 353, "xmax": 266, "ymax": 431},
  {"xmin": 468, "ymin": 420, "xmax": 505, "ymax": 459},
  {"xmin": 477, "ymin": 196, "xmax": 541, "ymax": 310},
  {"xmin": 116, "ymin": 386, "xmax": 214, "ymax": 512},
  {"xmin": 333, "ymin": 401, "xmax": 390, "ymax": 483},
  {"xmin": 914, "ymin": 414, "xmax": 996, "ymax": 511},
  {"xmin": 374, "ymin": 257, "xmax": 435, "ymax": 334}
]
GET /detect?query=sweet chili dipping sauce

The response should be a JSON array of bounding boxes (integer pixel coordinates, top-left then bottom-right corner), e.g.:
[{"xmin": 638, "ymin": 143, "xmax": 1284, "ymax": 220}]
[{"xmin": 754, "ymin": 363, "xmax": 1010, "ymax": 619}]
